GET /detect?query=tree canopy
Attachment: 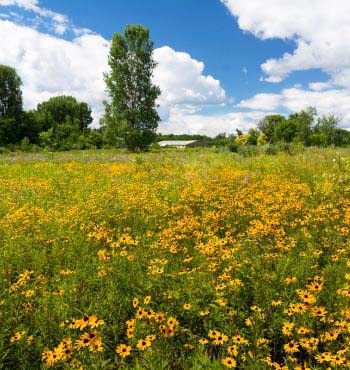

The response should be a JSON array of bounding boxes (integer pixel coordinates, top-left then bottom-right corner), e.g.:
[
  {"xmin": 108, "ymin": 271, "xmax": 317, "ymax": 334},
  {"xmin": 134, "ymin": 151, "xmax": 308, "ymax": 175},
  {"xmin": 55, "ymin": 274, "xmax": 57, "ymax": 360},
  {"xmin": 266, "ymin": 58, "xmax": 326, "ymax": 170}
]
[
  {"xmin": 103, "ymin": 24, "xmax": 161, "ymax": 151},
  {"xmin": 0, "ymin": 64, "xmax": 23, "ymax": 120},
  {"xmin": 36, "ymin": 96, "xmax": 93, "ymax": 130}
]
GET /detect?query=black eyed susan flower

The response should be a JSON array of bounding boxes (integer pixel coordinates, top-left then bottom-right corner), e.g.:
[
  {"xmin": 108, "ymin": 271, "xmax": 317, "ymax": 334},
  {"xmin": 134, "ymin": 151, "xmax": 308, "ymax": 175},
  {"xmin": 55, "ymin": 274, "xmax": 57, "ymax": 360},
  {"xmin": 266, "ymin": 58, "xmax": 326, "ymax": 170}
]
[
  {"xmin": 116, "ymin": 344, "xmax": 132, "ymax": 357},
  {"xmin": 222, "ymin": 357, "xmax": 236, "ymax": 368}
]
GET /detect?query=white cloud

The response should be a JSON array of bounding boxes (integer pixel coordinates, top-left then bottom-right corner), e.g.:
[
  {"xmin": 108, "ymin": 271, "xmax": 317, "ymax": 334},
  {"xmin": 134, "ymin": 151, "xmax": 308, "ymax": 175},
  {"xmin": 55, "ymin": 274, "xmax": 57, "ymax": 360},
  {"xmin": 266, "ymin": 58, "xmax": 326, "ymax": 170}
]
[
  {"xmin": 221, "ymin": 0, "xmax": 350, "ymax": 87},
  {"xmin": 0, "ymin": 0, "xmax": 70, "ymax": 34},
  {"xmin": 0, "ymin": 20, "xmax": 110, "ymax": 123},
  {"xmin": 159, "ymin": 107, "xmax": 267, "ymax": 136},
  {"xmin": 0, "ymin": 0, "xmax": 37, "ymax": 10},
  {"xmin": 153, "ymin": 46, "xmax": 227, "ymax": 121},
  {"xmin": 0, "ymin": 20, "xmax": 228, "ymax": 132},
  {"xmin": 237, "ymin": 93, "xmax": 281, "ymax": 111},
  {"xmin": 308, "ymin": 82, "xmax": 333, "ymax": 92}
]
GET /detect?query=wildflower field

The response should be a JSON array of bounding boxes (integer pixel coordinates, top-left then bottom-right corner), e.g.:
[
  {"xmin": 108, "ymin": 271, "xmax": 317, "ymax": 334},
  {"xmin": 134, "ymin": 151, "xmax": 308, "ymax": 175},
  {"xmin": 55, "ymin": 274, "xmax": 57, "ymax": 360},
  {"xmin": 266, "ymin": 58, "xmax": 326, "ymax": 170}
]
[{"xmin": 1, "ymin": 148, "xmax": 350, "ymax": 369}]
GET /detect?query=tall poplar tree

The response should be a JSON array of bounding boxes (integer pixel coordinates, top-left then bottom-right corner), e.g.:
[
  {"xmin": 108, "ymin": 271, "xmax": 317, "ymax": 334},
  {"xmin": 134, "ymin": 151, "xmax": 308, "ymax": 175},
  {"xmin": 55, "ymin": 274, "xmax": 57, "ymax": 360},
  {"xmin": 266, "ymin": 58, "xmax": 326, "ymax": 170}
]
[
  {"xmin": 103, "ymin": 25, "xmax": 161, "ymax": 151},
  {"xmin": 0, "ymin": 65, "xmax": 23, "ymax": 120},
  {"xmin": 0, "ymin": 65, "xmax": 23, "ymax": 144}
]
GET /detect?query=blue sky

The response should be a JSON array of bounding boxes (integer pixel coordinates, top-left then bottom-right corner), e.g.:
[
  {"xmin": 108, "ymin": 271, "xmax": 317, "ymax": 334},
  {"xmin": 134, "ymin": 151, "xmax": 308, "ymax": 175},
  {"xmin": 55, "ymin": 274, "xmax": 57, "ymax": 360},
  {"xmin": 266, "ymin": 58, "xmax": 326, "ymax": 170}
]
[
  {"xmin": 0, "ymin": 0, "xmax": 349, "ymax": 135},
  {"xmin": 39, "ymin": 0, "xmax": 299, "ymax": 100}
]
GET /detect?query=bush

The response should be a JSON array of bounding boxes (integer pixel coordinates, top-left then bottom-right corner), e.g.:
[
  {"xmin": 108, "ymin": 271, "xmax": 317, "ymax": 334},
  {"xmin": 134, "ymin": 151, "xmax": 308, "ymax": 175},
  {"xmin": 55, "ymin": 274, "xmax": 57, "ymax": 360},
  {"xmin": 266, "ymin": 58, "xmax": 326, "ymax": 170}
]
[
  {"xmin": 150, "ymin": 142, "xmax": 161, "ymax": 152},
  {"xmin": 276, "ymin": 142, "xmax": 293, "ymax": 154},
  {"xmin": 228, "ymin": 141, "xmax": 239, "ymax": 153},
  {"xmin": 237, "ymin": 145, "xmax": 261, "ymax": 157},
  {"xmin": 263, "ymin": 144, "xmax": 278, "ymax": 155},
  {"xmin": 0, "ymin": 146, "xmax": 10, "ymax": 154}
]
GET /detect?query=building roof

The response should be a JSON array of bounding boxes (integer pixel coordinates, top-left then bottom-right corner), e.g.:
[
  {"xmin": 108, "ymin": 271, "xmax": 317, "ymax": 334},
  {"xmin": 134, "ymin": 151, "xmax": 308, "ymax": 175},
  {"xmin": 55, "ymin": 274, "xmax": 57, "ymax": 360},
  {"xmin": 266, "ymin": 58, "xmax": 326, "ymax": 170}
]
[{"xmin": 158, "ymin": 140, "xmax": 199, "ymax": 147}]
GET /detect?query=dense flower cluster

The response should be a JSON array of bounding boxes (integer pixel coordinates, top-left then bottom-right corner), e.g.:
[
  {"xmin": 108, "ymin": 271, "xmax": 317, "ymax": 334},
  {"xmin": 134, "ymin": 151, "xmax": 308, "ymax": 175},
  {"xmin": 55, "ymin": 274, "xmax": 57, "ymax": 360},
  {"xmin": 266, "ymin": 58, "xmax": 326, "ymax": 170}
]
[{"xmin": 1, "ymin": 150, "xmax": 350, "ymax": 368}]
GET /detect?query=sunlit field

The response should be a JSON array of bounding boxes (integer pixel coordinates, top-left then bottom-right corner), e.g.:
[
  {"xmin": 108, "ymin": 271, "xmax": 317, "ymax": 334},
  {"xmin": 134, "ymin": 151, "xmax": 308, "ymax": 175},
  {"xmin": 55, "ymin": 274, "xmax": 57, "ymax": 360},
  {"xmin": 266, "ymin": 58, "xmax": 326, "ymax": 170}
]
[{"xmin": 1, "ymin": 148, "xmax": 350, "ymax": 369}]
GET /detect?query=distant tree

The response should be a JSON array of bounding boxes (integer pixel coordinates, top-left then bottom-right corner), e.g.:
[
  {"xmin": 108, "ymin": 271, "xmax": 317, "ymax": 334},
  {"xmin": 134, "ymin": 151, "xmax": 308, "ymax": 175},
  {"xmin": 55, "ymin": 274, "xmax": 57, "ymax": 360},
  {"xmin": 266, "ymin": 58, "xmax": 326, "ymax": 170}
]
[
  {"xmin": 273, "ymin": 119, "xmax": 297, "ymax": 143},
  {"xmin": 246, "ymin": 128, "xmax": 259, "ymax": 145},
  {"xmin": 103, "ymin": 24, "xmax": 161, "ymax": 151},
  {"xmin": 0, "ymin": 65, "xmax": 23, "ymax": 145},
  {"xmin": 258, "ymin": 114, "xmax": 286, "ymax": 143},
  {"xmin": 36, "ymin": 96, "xmax": 93, "ymax": 131},
  {"xmin": 214, "ymin": 133, "xmax": 227, "ymax": 140},
  {"xmin": 289, "ymin": 107, "xmax": 316, "ymax": 146},
  {"xmin": 333, "ymin": 128, "xmax": 350, "ymax": 147},
  {"xmin": 20, "ymin": 111, "xmax": 44, "ymax": 144},
  {"xmin": 257, "ymin": 133, "xmax": 267, "ymax": 146},
  {"xmin": 312, "ymin": 114, "xmax": 340, "ymax": 146},
  {"xmin": 0, "ymin": 65, "xmax": 23, "ymax": 120}
]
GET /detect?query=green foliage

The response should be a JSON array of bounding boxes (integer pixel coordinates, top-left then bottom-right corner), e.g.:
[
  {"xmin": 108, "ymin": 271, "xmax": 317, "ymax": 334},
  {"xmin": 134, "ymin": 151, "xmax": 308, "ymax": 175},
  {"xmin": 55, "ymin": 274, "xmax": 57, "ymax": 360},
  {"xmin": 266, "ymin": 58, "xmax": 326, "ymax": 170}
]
[
  {"xmin": 104, "ymin": 25, "xmax": 161, "ymax": 151},
  {"xmin": 20, "ymin": 111, "xmax": 44, "ymax": 144},
  {"xmin": 228, "ymin": 140, "xmax": 239, "ymax": 153},
  {"xmin": 257, "ymin": 133, "xmax": 267, "ymax": 146},
  {"xmin": 273, "ymin": 119, "xmax": 297, "ymax": 143},
  {"xmin": 0, "ymin": 65, "xmax": 23, "ymax": 145},
  {"xmin": 289, "ymin": 106, "xmax": 316, "ymax": 145},
  {"xmin": 36, "ymin": 95, "xmax": 93, "ymax": 131},
  {"xmin": 0, "ymin": 146, "xmax": 10, "ymax": 154},
  {"xmin": 0, "ymin": 117, "xmax": 20, "ymax": 145},
  {"xmin": 237, "ymin": 144, "xmax": 261, "ymax": 157},
  {"xmin": 258, "ymin": 114, "xmax": 286, "ymax": 143},
  {"xmin": 39, "ymin": 128, "xmax": 55, "ymax": 150},
  {"xmin": 246, "ymin": 129, "xmax": 259, "ymax": 145},
  {"xmin": 0, "ymin": 64, "xmax": 23, "ymax": 120},
  {"xmin": 254, "ymin": 107, "xmax": 350, "ymax": 149}
]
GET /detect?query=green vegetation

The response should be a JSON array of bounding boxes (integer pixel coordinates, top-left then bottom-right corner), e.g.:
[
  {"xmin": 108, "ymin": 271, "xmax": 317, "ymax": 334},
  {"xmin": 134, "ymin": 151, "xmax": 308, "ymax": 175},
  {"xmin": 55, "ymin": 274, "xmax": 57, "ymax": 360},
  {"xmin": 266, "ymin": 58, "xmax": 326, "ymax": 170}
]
[
  {"xmin": 102, "ymin": 24, "xmax": 161, "ymax": 151},
  {"xmin": 1, "ymin": 148, "xmax": 350, "ymax": 369}
]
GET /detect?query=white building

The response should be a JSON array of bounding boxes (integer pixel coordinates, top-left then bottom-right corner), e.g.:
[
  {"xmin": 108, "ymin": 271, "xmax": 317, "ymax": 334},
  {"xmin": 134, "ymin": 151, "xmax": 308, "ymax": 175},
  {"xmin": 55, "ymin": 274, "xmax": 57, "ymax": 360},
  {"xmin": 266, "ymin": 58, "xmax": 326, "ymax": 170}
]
[{"xmin": 157, "ymin": 140, "xmax": 204, "ymax": 148}]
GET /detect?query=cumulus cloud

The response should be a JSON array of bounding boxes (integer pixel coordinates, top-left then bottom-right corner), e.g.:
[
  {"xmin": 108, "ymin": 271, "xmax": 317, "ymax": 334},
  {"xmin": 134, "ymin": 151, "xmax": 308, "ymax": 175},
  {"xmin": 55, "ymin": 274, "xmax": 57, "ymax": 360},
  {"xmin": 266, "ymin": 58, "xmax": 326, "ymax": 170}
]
[
  {"xmin": 308, "ymin": 82, "xmax": 333, "ymax": 92},
  {"xmin": 153, "ymin": 46, "xmax": 227, "ymax": 121},
  {"xmin": 237, "ymin": 93, "xmax": 281, "ymax": 111},
  {"xmin": 221, "ymin": 0, "xmax": 350, "ymax": 87},
  {"xmin": 237, "ymin": 88, "xmax": 350, "ymax": 127},
  {"xmin": 0, "ymin": 20, "xmax": 228, "ymax": 131},
  {"xmin": 154, "ymin": 46, "xmax": 226, "ymax": 106},
  {"xmin": 159, "ymin": 107, "xmax": 267, "ymax": 136},
  {"xmin": 0, "ymin": 20, "xmax": 109, "ymax": 123},
  {"xmin": 0, "ymin": 0, "xmax": 71, "ymax": 34}
]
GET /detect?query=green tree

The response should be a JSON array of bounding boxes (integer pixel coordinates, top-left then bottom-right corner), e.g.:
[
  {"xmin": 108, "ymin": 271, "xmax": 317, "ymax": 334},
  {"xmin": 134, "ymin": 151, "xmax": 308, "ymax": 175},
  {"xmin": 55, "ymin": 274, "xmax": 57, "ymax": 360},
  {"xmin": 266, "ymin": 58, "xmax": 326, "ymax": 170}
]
[
  {"xmin": 333, "ymin": 128, "xmax": 350, "ymax": 147},
  {"xmin": 0, "ymin": 65, "xmax": 23, "ymax": 145},
  {"xmin": 273, "ymin": 119, "xmax": 297, "ymax": 143},
  {"xmin": 36, "ymin": 96, "xmax": 92, "ymax": 131},
  {"xmin": 312, "ymin": 114, "xmax": 340, "ymax": 146},
  {"xmin": 289, "ymin": 107, "xmax": 316, "ymax": 146},
  {"xmin": 20, "ymin": 111, "xmax": 43, "ymax": 144},
  {"xmin": 103, "ymin": 24, "xmax": 161, "ymax": 151},
  {"xmin": 246, "ymin": 128, "xmax": 260, "ymax": 145},
  {"xmin": 0, "ymin": 65, "xmax": 23, "ymax": 120},
  {"xmin": 258, "ymin": 114, "xmax": 286, "ymax": 143}
]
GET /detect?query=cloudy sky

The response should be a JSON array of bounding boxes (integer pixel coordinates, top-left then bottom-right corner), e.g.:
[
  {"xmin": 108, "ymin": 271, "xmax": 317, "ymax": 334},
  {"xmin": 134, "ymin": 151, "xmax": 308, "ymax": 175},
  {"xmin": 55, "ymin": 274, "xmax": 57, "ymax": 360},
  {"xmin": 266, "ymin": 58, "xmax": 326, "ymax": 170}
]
[{"xmin": 1, "ymin": 0, "xmax": 350, "ymax": 136}]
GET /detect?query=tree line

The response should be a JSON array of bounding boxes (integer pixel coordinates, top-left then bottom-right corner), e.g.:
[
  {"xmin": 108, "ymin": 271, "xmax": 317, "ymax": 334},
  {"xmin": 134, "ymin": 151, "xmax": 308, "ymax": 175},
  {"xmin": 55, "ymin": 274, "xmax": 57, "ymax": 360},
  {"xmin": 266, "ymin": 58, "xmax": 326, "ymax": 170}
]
[
  {"xmin": 0, "ymin": 65, "xmax": 102, "ymax": 151},
  {"xmin": 234, "ymin": 107, "xmax": 350, "ymax": 148},
  {"xmin": 1, "ymin": 25, "xmax": 350, "ymax": 152}
]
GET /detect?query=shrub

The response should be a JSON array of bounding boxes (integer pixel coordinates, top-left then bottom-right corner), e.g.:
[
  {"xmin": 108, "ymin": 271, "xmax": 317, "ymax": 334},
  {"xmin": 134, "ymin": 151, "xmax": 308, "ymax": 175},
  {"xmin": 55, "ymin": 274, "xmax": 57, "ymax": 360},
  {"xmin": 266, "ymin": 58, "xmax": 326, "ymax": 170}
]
[
  {"xmin": 237, "ymin": 144, "xmax": 261, "ymax": 157},
  {"xmin": 228, "ymin": 141, "xmax": 239, "ymax": 153},
  {"xmin": 0, "ymin": 146, "xmax": 10, "ymax": 154}
]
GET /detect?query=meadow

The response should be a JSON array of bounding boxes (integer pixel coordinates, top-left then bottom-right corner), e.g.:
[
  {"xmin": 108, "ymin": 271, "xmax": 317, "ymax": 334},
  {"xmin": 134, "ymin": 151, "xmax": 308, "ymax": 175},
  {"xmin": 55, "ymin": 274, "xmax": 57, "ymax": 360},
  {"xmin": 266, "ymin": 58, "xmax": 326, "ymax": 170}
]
[{"xmin": 1, "ymin": 148, "xmax": 350, "ymax": 369}]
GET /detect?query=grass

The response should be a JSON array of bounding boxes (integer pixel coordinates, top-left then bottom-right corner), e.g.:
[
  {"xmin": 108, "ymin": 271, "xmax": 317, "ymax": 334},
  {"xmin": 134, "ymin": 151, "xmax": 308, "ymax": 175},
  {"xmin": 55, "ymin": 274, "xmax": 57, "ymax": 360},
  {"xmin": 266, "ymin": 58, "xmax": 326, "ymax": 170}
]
[{"xmin": 1, "ymin": 147, "xmax": 350, "ymax": 369}]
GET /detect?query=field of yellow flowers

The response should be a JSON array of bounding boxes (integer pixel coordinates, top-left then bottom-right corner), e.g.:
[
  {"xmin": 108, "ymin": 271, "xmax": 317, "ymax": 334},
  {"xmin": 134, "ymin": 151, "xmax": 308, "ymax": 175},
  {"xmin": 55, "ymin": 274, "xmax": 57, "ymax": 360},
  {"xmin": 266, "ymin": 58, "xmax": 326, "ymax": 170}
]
[{"xmin": 1, "ymin": 148, "xmax": 350, "ymax": 369}]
